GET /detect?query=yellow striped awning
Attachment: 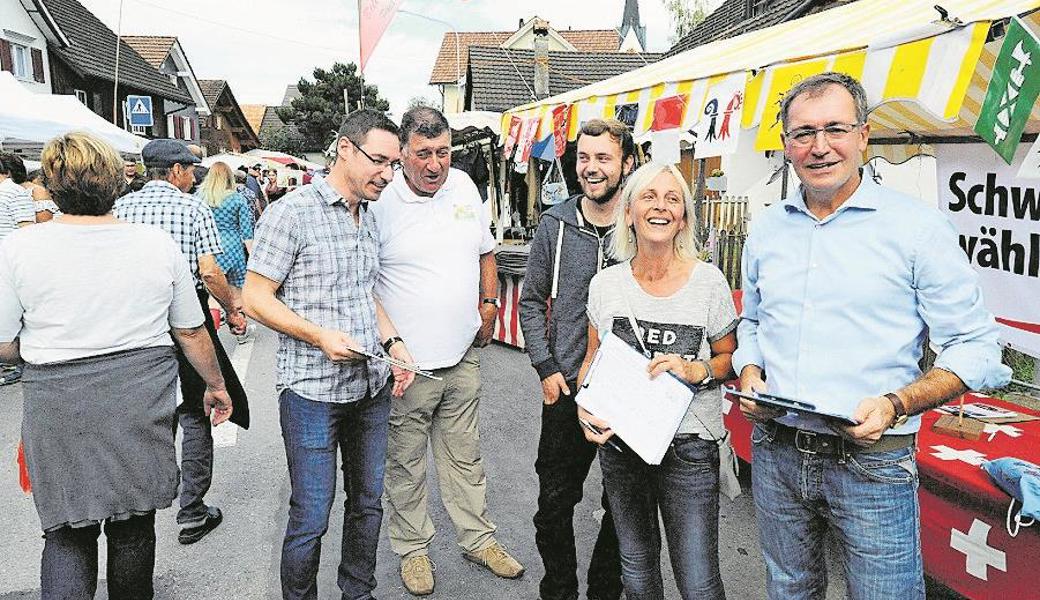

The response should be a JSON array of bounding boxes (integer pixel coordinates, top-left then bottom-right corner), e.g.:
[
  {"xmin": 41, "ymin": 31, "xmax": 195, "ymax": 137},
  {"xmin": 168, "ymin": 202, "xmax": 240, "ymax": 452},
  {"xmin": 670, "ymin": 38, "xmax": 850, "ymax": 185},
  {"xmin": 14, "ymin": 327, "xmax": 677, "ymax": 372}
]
[{"xmin": 503, "ymin": 0, "xmax": 1040, "ymax": 155}]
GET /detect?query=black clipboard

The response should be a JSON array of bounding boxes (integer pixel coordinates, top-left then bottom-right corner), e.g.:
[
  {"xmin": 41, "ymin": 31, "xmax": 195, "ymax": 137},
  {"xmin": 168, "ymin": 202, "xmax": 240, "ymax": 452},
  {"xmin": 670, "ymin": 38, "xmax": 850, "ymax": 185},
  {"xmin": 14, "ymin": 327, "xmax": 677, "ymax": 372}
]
[{"xmin": 722, "ymin": 386, "xmax": 859, "ymax": 426}]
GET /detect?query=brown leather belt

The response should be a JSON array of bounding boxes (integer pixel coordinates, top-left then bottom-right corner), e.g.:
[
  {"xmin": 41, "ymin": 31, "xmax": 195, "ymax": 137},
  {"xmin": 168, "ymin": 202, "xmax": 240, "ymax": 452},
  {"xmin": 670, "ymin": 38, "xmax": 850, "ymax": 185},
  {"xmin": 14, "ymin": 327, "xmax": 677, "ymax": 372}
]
[{"xmin": 772, "ymin": 423, "xmax": 915, "ymax": 456}]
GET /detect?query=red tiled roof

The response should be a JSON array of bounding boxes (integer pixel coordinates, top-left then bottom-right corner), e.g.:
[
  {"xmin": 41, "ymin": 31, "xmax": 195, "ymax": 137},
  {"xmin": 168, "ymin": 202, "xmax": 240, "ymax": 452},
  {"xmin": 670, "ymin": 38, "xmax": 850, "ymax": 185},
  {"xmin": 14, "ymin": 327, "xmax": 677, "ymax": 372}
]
[
  {"xmin": 122, "ymin": 35, "xmax": 176, "ymax": 68},
  {"xmin": 429, "ymin": 28, "xmax": 620, "ymax": 84}
]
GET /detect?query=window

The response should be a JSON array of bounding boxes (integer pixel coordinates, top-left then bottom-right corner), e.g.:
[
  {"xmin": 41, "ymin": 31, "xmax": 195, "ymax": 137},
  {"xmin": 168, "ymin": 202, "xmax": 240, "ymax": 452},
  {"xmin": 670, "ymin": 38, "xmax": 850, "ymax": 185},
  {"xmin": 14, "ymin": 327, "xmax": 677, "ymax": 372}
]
[
  {"xmin": 10, "ymin": 42, "xmax": 31, "ymax": 80},
  {"xmin": 75, "ymin": 89, "xmax": 87, "ymax": 104},
  {"xmin": 747, "ymin": 0, "xmax": 770, "ymax": 17}
]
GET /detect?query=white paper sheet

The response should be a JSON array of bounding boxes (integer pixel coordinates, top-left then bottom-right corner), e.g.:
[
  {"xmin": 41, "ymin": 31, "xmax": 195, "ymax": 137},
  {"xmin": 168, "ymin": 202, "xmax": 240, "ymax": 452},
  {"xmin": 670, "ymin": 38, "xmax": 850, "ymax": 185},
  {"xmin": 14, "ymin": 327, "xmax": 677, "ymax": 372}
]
[{"xmin": 576, "ymin": 332, "xmax": 693, "ymax": 465}]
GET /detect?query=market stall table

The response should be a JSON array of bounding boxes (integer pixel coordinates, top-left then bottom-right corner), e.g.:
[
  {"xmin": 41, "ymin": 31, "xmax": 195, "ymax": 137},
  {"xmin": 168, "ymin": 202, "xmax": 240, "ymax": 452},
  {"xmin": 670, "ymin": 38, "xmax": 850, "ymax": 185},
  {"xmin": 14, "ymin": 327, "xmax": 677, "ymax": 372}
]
[{"xmin": 722, "ymin": 388, "xmax": 1040, "ymax": 598}]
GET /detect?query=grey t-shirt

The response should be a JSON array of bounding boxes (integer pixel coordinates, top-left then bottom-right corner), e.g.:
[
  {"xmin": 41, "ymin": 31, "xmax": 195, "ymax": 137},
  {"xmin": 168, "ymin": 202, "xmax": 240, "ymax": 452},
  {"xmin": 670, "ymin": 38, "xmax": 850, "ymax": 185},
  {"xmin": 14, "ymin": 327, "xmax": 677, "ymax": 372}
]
[{"xmin": 587, "ymin": 260, "xmax": 738, "ymax": 437}]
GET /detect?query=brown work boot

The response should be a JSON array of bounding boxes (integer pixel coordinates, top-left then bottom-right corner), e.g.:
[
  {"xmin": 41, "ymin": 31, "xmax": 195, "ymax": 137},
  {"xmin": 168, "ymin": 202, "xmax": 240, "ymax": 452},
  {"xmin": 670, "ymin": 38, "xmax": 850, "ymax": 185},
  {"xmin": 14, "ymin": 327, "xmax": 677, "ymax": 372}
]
[
  {"xmin": 400, "ymin": 554, "xmax": 435, "ymax": 596},
  {"xmin": 462, "ymin": 542, "xmax": 525, "ymax": 579}
]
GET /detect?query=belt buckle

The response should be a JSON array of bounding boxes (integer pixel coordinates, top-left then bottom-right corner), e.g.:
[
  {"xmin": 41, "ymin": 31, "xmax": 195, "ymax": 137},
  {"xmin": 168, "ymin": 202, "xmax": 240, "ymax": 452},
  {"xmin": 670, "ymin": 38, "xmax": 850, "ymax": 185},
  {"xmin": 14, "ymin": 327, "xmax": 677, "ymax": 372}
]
[{"xmin": 794, "ymin": 430, "xmax": 818, "ymax": 455}]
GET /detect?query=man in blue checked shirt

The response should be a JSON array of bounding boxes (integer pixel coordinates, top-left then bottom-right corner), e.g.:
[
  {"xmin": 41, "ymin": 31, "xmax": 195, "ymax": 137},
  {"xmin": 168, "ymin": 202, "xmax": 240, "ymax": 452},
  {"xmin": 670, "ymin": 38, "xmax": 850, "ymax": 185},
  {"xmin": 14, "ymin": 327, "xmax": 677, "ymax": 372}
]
[
  {"xmin": 733, "ymin": 72, "xmax": 1011, "ymax": 600},
  {"xmin": 116, "ymin": 139, "xmax": 249, "ymax": 546},
  {"xmin": 243, "ymin": 109, "xmax": 415, "ymax": 600}
]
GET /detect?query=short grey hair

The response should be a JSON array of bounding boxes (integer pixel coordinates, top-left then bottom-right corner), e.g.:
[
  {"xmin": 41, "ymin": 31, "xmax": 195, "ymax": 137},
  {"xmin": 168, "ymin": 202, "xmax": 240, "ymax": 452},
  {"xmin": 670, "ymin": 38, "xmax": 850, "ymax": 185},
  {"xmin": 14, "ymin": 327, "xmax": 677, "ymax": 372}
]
[
  {"xmin": 399, "ymin": 105, "xmax": 450, "ymax": 145},
  {"xmin": 146, "ymin": 166, "xmax": 174, "ymax": 181},
  {"xmin": 779, "ymin": 72, "xmax": 868, "ymax": 131},
  {"xmin": 610, "ymin": 162, "xmax": 699, "ymax": 262}
]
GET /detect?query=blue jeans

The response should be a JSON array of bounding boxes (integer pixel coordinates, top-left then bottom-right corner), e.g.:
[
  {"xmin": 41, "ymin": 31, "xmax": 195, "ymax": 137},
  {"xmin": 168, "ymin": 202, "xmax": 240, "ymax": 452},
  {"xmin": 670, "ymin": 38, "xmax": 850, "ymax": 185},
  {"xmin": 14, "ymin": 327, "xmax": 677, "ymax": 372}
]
[
  {"xmin": 750, "ymin": 423, "xmax": 924, "ymax": 600},
  {"xmin": 599, "ymin": 435, "xmax": 725, "ymax": 600},
  {"xmin": 279, "ymin": 383, "xmax": 390, "ymax": 600}
]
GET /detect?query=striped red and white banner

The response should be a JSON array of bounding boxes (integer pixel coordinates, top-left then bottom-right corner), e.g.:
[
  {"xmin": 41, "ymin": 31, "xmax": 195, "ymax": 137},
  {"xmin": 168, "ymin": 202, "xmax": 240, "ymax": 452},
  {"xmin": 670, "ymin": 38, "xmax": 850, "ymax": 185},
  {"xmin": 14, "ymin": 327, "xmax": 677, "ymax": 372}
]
[{"xmin": 494, "ymin": 273, "xmax": 526, "ymax": 349}]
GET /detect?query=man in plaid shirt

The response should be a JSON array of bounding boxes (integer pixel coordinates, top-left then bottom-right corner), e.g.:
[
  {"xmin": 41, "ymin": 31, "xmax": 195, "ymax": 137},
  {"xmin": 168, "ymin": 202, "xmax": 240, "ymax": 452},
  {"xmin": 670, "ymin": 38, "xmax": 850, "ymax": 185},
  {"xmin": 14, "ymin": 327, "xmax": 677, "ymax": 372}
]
[
  {"xmin": 116, "ymin": 139, "xmax": 248, "ymax": 545},
  {"xmin": 243, "ymin": 109, "xmax": 415, "ymax": 600}
]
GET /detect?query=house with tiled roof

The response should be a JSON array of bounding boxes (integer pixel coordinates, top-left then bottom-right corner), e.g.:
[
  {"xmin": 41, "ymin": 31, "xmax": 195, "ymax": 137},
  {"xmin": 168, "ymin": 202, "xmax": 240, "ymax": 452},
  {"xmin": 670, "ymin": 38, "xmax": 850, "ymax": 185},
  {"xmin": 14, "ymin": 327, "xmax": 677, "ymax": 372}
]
[
  {"xmin": 238, "ymin": 85, "xmax": 309, "ymax": 157},
  {"xmin": 1, "ymin": 0, "xmax": 66, "ymax": 93},
  {"xmin": 466, "ymin": 46, "xmax": 661, "ymax": 113},
  {"xmin": 33, "ymin": 0, "xmax": 193, "ymax": 137},
  {"xmin": 197, "ymin": 79, "xmax": 258, "ymax": 154},
  {"xmin": 240, "ymin": 104, "xmax": 266, "ymax": 139},
  {"xmin": 430, "ymin": 17, "xmax": 625, "ymax": 114},
  {"xmin": 123, "ymin": 35, "xmax": 210, "ymax": 145},
  {"xmin": 666, "ymin": 0, "xmax": 853, "ymax": 57}
]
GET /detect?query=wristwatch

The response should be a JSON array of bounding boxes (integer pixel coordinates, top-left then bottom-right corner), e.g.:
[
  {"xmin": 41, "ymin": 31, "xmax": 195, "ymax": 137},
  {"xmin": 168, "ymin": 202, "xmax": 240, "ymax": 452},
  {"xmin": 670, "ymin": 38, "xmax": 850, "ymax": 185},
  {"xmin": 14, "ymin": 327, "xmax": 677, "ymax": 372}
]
[
  {"xmin": 885, "ymin": 392, "xmax": 909, "ymax": 428},
  {"xmin": 698, "ymin": 360, "xmax": 715, "ymax": 386},
  {"xmin": 382, "ymin": 336, "xmax": 404, "ymax": 353},
  {"xmin": 481, "ymin": 297, "xmax": 500, "ymax": 307}
]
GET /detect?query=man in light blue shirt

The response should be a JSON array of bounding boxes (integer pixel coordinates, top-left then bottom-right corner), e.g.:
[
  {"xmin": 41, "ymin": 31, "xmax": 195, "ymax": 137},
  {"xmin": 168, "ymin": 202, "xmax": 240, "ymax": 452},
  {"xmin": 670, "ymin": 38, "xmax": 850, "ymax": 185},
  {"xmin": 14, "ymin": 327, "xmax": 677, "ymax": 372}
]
[{"xmin": 733, "ymin": 72, "xmax": 1010, "ymax": 600}]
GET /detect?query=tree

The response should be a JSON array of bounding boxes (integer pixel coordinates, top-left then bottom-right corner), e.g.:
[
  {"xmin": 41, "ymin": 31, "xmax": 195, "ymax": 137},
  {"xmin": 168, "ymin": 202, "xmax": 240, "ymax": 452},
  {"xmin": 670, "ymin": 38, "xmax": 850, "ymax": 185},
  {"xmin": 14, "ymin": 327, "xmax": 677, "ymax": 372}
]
[
  {"xmin": 259, "ymin": 124, "xmax": 307, "ymax": 157},
  {"xmin": 276, "ymin": 62, "xmax": 391, "ymax": 151},
  {"xmin": 662, "ymin": 0, "xmax": 709, "ymax": 45},
  {"xmin": 407, "ymin": 95, "xmax": 436, "ymax": 110}
]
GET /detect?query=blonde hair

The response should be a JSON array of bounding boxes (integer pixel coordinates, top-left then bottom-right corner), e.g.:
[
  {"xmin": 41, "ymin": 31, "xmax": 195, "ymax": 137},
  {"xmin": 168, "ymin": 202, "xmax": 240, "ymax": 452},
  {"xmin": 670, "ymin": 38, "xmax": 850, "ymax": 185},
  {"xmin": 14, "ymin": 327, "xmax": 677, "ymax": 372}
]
[
  {"xmin": 40, "ymin": 131, "xmax": 124, "ymax": 216},
  {"xmin": 610, "ymin": 162, "xmax": 699, "ymax": 261},
  {"xmin": 199, "ymin": 161, "xmax": 235, "ymax": 207}
]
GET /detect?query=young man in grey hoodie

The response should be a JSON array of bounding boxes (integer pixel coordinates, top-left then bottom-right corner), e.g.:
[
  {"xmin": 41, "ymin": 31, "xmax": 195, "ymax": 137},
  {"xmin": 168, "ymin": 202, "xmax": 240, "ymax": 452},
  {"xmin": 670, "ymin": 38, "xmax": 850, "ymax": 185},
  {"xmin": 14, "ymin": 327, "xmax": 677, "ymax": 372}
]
[{"xmin": 519, "ymin": 119, "xmax": 635, "ymax": 600}]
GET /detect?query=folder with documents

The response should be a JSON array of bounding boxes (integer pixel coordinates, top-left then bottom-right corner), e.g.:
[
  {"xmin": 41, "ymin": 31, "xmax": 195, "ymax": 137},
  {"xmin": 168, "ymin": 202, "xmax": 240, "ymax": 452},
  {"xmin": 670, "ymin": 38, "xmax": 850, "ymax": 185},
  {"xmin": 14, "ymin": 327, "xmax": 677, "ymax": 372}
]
[{"xmin": 576, "ymin": 332, "xmax": 694, "ymax": 465}]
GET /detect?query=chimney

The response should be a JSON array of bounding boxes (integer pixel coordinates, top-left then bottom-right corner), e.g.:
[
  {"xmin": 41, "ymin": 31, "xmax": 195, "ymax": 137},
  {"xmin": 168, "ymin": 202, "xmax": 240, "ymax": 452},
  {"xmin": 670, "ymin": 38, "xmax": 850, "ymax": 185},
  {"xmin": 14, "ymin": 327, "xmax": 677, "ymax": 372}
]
[{"xmin": 533, "ymin": 18, "xmax": 550, "ymax": 99}]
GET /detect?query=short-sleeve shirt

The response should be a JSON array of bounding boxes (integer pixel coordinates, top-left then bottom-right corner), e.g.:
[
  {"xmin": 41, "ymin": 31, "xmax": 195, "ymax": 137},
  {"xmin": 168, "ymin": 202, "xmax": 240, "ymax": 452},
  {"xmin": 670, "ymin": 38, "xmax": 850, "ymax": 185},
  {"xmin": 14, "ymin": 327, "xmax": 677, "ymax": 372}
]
[
  {"xmin": 587, "ymin": 260, "xmax": 738, "ymax": 437},
  {"xmin": 115, "ymin": 181, "xmax": 223, "ymax": 288},
  {"xmin": 370, "ymin": 168, "xmax": 496, "ymax": 369},
  {"xmin": 247, "ymin": 177, "xmax": 389, "ymax": 404},
  {"xmin": 0, "ymin": 222, "xmax": 203, "ymax": 364},
  {"xmin": 0, "ymin": 178, "xmax": 35, "ymax": 241}
]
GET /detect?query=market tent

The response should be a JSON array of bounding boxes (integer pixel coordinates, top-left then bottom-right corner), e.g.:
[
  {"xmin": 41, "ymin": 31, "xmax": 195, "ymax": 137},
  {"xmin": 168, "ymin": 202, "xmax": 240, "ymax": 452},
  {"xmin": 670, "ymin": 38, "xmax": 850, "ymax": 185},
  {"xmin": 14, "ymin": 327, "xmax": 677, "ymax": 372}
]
[
  {"xmin": 0, "ymin": 72, "xmax": 147, "ymax": 155},
  {"xmin": 447, "ymin": 111, "xmax": 502, "ymax": 134},
  {"xmin": 201, "ymin": 152, "xmax": 275, "ymax": 171},
  {"xmin": 244, "ymin": 149, "xmax": 323, "ymax": 170},
  {"xmin": 503, "ymin": 0, "xmax": 1040, "ymax": 157}
]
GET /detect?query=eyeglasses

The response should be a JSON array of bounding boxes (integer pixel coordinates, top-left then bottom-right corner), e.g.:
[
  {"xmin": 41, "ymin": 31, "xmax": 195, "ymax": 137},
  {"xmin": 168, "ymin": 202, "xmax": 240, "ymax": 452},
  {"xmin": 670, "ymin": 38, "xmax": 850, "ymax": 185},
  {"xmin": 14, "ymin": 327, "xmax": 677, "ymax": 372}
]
[
  {"xmin": 783, "ymin": 123, "xmax": 862, "ymax": 147},
  {"xmin": 346, "ymin": 137, "xmax": 401, "ymax": 172}
]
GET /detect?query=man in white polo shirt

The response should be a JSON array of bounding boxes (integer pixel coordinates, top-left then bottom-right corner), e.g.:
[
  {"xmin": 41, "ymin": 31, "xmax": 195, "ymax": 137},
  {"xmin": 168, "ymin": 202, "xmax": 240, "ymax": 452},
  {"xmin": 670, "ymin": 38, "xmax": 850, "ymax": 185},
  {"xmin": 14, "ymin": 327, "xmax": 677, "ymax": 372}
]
[{"xmin": 371, "ymin": 106, "xmax": 524, "ymax": 596}]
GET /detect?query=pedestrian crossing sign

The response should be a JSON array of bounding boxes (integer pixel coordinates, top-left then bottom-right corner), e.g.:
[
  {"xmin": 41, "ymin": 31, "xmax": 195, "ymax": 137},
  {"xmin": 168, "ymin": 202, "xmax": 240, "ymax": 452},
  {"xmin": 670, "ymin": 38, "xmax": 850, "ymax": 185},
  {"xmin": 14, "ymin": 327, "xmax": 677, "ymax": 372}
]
[{"xmin": 126, "ymin": 95, "xmax": 153, "ymax": 127}]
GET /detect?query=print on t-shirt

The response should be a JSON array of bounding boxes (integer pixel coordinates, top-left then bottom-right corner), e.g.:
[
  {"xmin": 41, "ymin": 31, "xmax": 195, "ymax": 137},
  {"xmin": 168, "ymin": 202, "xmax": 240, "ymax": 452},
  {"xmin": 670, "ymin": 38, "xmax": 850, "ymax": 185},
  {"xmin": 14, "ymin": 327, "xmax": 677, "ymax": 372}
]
[{"xmin": 611, "ymin": 317, "xmax": 704, "ymax": 361}]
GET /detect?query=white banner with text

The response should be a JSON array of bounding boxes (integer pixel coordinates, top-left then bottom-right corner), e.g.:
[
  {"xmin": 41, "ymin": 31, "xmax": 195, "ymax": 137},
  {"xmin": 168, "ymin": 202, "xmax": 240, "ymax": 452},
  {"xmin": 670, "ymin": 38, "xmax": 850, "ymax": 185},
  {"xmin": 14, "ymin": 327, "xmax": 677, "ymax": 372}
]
[{"xmin": 937, "ymin": 143, "xmax": 1040, "ymax": 357}]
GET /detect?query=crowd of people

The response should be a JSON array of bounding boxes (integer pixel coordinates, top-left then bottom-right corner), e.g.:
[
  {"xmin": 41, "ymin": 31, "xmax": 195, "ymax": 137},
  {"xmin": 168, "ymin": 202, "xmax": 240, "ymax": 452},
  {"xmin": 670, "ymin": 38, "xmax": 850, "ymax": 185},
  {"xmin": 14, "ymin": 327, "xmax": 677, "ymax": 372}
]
[{"xmin": 0, "ymin": 72, "xmax": 1013, "ymax": 600}]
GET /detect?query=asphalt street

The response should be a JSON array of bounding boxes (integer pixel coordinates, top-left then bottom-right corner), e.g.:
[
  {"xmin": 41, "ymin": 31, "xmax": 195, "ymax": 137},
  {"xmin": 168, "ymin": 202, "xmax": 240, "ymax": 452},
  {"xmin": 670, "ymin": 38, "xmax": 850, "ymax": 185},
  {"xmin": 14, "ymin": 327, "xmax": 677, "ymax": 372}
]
[{"xmin": 0, "ymin": 325, "xmax": 865, "ymax": 599}]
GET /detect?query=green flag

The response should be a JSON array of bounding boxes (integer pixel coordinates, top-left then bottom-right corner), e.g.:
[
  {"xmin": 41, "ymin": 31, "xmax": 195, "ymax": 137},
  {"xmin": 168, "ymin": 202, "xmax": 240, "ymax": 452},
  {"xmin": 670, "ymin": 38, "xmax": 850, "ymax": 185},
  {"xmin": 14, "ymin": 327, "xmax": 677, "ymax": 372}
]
[{"xmin": 974, "ymin": 17, "xmax": 1040, "ymax": 164}]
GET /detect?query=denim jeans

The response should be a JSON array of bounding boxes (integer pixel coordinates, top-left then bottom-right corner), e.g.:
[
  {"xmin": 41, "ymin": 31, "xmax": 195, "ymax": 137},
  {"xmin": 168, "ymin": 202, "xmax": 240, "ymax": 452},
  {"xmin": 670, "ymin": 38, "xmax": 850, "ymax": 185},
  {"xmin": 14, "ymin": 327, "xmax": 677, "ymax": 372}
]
[
  {"xmin": 599, "ymin": 435, "xmax": 725, "ymax": 600},
  {"xmin": 534, "ymin": 391, "xmax": 622, "ymax": 600},
  {"xmin": 750, "ymin": 422, "xmax": 924, "ymax": 600},
  {"xmin": 40, "ymin": 512, "xmax": 156, "ymax": 600},
  {"xmin": 279, "ymin": 383, "xmax": 390, "ymax": 600}
]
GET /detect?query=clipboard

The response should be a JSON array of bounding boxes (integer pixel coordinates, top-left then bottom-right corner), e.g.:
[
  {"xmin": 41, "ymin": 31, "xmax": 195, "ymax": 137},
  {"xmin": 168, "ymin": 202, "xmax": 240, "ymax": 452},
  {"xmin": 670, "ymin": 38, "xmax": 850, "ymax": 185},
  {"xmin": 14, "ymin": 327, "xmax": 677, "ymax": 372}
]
[
  {"xmin": 722, "ymin": 386, "xmax": 860, "ymax": 426},
  {"xmin": 577, "ymin": 332, "xmax": 693, "ymax": 465}
]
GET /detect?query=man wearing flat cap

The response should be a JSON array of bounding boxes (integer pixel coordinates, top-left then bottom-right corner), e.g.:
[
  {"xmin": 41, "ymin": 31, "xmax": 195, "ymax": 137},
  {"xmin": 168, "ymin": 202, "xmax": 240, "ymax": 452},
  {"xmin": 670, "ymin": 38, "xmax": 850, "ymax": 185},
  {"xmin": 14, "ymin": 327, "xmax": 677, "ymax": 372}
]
[{"xmin": 115, "ymin": 138, "xmax": 250, "ymax": 545}]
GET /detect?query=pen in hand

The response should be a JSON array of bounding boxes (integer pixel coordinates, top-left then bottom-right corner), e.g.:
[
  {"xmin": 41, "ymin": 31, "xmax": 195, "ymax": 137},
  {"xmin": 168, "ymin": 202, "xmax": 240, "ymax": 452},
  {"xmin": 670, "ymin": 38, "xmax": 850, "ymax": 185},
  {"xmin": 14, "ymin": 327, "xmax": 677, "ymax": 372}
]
[{"xmin": 579, "ymin": 418, "xmax": 624, "ymax": 453}]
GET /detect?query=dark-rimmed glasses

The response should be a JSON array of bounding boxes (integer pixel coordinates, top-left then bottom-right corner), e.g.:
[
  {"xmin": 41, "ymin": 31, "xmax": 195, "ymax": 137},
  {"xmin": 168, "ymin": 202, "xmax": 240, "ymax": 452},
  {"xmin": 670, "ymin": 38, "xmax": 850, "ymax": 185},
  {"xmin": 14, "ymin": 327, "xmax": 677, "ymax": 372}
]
[
  {"xmin": 346, "ymin": 137, "xmax": 401, "ymax": 171},
  {"xmin": 782, "ymin": 123, "xmax": 863, "ymax": 147}
]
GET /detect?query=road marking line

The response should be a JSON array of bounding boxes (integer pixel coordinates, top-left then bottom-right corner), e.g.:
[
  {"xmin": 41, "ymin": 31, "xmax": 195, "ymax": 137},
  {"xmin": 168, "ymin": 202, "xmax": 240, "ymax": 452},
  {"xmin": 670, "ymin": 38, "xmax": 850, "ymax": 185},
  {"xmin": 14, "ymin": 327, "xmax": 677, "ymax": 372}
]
[{"xmin": 213, "ymin": 335, "xmax": 256, "ymax": 448}]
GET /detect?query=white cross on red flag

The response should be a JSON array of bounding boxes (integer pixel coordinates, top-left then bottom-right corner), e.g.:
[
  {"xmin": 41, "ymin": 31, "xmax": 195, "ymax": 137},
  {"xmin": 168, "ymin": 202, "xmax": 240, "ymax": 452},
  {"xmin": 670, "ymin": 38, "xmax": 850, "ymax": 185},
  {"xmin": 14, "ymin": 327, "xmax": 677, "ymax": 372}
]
[{"xmin": 358, "ymin": 0, "xmax": 402, "ymax": 72}]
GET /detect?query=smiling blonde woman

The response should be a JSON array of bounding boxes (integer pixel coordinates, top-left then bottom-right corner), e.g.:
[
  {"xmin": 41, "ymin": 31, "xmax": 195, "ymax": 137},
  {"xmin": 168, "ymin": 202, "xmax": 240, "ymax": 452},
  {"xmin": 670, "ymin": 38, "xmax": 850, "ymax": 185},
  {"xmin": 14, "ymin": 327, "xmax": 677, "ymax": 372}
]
[{"xmin": 576, "ymin": 161, "xmax": 738, "ymax": 600}]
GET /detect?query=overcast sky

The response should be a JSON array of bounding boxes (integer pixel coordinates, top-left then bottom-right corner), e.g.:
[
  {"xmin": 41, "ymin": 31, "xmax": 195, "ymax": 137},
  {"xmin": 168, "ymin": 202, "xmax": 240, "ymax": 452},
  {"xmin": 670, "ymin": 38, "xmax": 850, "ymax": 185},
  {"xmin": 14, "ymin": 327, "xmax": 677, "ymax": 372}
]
[{"xmin": 76, "ymin": 0, "xmax": 701, "ymax": 117}]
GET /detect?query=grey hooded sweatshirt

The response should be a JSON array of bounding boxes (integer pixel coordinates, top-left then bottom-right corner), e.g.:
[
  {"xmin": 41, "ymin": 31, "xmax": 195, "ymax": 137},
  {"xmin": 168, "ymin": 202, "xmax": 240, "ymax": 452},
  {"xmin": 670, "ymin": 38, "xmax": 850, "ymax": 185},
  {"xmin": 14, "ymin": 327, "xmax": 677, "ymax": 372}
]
[{"xmin": 519, "ymin": 195, "xmax": 616, "ymax": 383}]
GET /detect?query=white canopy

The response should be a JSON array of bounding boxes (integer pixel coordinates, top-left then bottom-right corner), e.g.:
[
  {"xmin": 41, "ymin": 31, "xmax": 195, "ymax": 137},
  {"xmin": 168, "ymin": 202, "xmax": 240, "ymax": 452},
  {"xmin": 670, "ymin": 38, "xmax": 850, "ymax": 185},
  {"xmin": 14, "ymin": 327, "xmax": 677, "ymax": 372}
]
[
  {"xmin": 244, "ymin": 148, "xmax": 323, "ymax": 170},
  {"xmin": 0, "ymin": 72, "xmax": 147, "ymax": 155},
  {"xmin": 447, "ymin": 111, "xmax": 502, "ymax": 133}
]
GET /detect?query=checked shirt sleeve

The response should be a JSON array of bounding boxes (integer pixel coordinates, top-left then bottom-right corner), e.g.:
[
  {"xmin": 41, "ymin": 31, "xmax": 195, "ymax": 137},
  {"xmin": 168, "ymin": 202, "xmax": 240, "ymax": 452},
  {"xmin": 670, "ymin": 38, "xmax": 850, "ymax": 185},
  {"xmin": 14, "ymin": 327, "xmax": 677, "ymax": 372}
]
[{"xmin": 247, "ymin": 202, "xmax": 300, "ymax": 286}]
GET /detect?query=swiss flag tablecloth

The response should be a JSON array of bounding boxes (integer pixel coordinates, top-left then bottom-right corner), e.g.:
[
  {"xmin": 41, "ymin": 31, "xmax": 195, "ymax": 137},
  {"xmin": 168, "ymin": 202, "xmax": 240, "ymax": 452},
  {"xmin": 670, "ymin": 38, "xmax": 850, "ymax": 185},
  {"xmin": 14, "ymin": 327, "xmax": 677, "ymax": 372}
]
[
  {"xmin": 917, "ymin": 394, "xmax": 1040, "ymax": 598},
  {"xmin": 723, "ymin": 391, "xmax": 1040, "ymax": 598}
]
